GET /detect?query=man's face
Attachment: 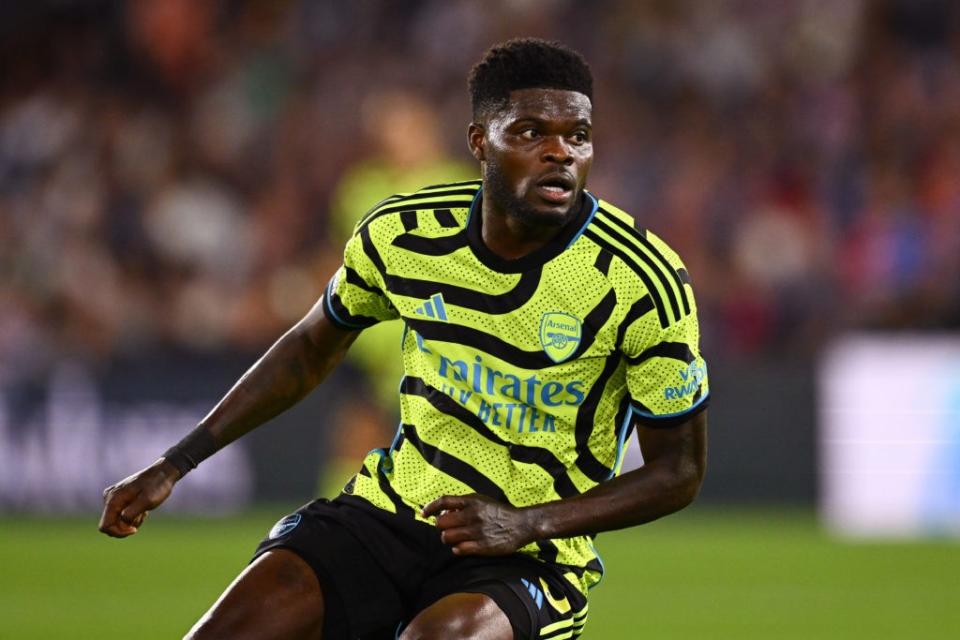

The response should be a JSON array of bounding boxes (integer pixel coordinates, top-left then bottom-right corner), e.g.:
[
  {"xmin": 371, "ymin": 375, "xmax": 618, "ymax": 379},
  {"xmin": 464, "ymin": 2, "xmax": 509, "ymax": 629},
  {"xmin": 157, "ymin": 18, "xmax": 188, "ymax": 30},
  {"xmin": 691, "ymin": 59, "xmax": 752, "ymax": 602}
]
[{"xmin": 470, "ymin": 88, "xmax": 593, "ymax": 227}]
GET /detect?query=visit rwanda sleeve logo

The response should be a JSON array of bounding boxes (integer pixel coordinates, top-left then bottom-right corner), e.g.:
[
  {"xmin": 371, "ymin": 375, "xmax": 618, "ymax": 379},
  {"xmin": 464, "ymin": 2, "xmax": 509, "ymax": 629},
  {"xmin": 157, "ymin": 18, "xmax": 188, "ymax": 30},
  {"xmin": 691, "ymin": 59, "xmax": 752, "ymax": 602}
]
[{"xmin": 539, "ymin": 312, "xmax": 582, "ymax": 363}]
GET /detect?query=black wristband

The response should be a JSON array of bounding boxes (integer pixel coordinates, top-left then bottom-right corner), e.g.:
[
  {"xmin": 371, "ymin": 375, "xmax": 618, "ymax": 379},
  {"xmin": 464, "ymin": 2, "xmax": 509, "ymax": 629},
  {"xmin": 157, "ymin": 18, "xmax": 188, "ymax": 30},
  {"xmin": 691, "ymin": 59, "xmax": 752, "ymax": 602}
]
[{"xmin": 162, "ymin": 427, "xmax": 219, "ymax": 478}]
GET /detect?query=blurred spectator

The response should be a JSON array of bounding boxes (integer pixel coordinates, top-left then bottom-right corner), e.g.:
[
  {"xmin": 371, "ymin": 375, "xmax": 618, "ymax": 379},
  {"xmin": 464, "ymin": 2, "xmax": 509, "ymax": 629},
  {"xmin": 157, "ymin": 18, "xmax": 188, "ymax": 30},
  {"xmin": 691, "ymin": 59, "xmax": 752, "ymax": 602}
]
[
  {"xmin": 331, "ymin": 88, "xmax": 475, "ymax": 407},
  {"xmin": 321, "ymin": 89, "xmax": 475, "ymax": 493}
]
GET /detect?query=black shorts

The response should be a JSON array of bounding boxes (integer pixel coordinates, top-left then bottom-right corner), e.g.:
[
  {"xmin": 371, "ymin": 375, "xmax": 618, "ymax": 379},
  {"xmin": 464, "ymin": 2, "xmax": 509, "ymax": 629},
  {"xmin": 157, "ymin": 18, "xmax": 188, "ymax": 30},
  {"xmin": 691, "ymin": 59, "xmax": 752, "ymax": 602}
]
[{"xmin": 253, "ymin": 496, "xmax": 589, "ymax": 639}]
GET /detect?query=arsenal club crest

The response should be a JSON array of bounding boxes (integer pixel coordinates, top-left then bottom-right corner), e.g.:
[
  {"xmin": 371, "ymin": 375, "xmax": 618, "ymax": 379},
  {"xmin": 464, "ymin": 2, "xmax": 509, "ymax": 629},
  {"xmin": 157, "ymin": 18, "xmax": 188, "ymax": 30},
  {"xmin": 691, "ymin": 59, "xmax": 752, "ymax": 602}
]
[
  {"xmin": 268, "ymin": 513, "xmax": 302, "ymax": 539},
  {"xmin": 539, "ymin": 312, "xmax": 582, "ymax": 363}
]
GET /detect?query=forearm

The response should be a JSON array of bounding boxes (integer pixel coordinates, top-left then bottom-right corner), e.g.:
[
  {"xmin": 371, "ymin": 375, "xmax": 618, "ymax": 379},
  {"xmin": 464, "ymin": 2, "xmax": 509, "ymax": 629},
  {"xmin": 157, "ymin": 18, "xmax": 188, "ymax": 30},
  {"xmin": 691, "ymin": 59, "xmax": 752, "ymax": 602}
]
[
  {"xmin": 527, "ymin": 455, "xmax": 703, "ymax": 540},
  {"xmin": 424, "ymin": 419, "xmax": 706, "ymax": 558},
  {"xmin": 196, "ymin": 325, "xmax": 338, "ymax": 448},
  {"xmin": 99, "ymin": 304, "xmax": 357, "ymax": 538},
  {"xmin": 163, "ymin": 306, "xmax": 357, "ymax": 476},
  {"xmin": 527, "ymin": 412, "xmax": 707, "ymax": 540}
]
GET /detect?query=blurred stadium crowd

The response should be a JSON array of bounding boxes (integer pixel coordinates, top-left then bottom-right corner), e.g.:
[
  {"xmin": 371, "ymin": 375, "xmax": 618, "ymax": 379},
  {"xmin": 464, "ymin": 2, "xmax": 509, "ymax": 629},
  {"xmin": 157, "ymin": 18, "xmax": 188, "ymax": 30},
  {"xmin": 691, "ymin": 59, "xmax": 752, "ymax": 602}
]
[{"xmin": 1, "ymin": 0, "xmax": 959, "ymax": 387}]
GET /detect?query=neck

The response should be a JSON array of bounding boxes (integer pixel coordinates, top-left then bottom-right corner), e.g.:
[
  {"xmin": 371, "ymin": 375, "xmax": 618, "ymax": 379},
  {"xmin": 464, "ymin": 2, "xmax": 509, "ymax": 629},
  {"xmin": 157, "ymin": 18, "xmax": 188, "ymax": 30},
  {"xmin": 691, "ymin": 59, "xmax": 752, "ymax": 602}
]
[{"xmin": 479, "ymin": 195, "xmax": 578, "ymax": 261}]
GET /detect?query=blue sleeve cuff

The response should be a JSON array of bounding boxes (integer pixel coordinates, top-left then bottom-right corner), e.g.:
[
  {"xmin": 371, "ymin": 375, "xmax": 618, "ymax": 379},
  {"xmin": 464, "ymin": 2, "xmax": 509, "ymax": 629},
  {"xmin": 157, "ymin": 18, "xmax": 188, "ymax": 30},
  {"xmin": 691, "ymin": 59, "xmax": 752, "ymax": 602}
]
[{"xmin": 631, "ymin": 392, "xmax": 710, "ymax": 429}]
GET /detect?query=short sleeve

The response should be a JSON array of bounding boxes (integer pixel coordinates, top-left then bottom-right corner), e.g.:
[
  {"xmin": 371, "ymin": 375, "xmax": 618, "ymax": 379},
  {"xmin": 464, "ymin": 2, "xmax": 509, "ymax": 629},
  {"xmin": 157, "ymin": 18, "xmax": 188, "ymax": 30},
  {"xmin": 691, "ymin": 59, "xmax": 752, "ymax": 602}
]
[
  {"xmin": 323, "ymin": 231, "xmax": 399, "ymax": 330},
  {"xmin": 622, "ymin": 294, "xmax": 709, "ymax": 428}
]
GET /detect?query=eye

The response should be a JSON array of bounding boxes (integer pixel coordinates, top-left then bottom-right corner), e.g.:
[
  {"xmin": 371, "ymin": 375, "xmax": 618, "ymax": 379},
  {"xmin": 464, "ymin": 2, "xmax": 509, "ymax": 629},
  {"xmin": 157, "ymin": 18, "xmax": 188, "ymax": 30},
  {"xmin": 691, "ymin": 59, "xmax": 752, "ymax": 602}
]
[
  {"xmin": 519, "ymin": 128, "xmax": 539, "ymax": 140},
  {"xmin": 571, "ymin": 130, "xmax": 589, "ymax": 144}
]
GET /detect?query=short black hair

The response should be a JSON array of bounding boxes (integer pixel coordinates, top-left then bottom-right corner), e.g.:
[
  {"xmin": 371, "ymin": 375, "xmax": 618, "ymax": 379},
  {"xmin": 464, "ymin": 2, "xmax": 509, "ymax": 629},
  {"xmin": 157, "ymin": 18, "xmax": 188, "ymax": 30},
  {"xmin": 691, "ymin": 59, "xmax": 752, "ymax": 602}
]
[{"xmin": 468, "ymin": 38, "xmax": 593, "ymax": 120}]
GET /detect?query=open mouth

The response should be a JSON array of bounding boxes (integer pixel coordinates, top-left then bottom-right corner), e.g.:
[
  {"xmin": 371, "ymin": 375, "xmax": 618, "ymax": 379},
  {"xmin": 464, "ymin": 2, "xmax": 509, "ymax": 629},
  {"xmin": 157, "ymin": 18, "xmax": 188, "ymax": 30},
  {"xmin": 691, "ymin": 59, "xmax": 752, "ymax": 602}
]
[{"xmin": 535, "ymin": 173, "xmax": 575, "ymax": 204}]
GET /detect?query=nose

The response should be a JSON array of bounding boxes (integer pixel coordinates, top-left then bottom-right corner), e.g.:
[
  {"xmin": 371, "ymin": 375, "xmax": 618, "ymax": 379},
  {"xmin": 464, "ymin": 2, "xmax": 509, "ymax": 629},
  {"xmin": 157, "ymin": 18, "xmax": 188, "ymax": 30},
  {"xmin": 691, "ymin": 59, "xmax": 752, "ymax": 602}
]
[{"xmin": 540, "ymin": 135, "xmax": 573, "ymax": 165}]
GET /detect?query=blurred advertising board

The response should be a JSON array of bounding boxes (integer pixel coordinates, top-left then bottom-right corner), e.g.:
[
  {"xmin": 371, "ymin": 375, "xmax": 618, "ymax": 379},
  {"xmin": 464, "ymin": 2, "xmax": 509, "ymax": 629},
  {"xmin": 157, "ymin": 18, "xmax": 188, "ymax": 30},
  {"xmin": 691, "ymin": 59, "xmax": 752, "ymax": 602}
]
[
  {"xmin": 819, "ymin": 335, "xmax": 960, "ymax": 537},
  {"xmin": 0, "ymin": 352, "xmax": 355, "ymax": 514},
  {"xmin": 0, "ymin": 362, "xmax": 253, "ymax": 514}
]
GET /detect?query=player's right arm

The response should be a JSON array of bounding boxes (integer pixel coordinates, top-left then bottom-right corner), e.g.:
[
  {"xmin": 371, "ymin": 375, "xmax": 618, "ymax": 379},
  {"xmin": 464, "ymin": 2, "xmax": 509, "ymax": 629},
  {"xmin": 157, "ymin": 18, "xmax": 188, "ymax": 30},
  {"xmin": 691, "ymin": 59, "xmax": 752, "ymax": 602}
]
[{"xmin": 98, "ymin": 298, "xmax": 359, "ymax": 538}]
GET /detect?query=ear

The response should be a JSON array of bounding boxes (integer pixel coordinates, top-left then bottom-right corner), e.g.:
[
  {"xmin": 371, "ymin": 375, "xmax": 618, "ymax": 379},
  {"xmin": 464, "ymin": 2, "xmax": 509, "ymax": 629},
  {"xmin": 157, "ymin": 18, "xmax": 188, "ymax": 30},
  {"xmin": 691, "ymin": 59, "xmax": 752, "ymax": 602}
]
[{"xmin": 467, "ymin": 123, "xmax": 486, "ymax": 162}]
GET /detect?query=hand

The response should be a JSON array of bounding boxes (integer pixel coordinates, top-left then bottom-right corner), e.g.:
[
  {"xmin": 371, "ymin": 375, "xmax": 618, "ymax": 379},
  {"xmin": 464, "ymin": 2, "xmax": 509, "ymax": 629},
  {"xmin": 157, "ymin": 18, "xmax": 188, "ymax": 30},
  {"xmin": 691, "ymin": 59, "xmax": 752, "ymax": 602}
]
[
  {"xmin": 98, "ymin": 458, "xmax": 180, "ymax": 538},
  {"xmin": 422, "ymin": 494, "xmax": 538, "ymax": 556}
]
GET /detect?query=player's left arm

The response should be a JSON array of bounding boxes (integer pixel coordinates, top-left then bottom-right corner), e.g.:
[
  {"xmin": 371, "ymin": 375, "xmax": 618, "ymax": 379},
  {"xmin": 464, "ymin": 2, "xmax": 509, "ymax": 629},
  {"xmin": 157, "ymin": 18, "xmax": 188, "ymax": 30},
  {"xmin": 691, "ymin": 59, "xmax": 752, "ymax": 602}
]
[{"xmin": 424, "ymin": 411, "xmax": 706, "ymax": 556}]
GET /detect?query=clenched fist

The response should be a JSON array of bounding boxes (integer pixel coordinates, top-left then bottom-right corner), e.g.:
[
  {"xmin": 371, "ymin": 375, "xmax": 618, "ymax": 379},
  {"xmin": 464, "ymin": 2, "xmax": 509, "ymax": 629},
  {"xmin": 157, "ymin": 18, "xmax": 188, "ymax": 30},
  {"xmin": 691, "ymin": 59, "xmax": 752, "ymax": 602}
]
[
  {"xmin": 422, "ymin": 493, "xmax": 540, "ymax": 556},
  {"xmin": 98, "ymin": 458, "xmax": 180, "ymax": 538}
]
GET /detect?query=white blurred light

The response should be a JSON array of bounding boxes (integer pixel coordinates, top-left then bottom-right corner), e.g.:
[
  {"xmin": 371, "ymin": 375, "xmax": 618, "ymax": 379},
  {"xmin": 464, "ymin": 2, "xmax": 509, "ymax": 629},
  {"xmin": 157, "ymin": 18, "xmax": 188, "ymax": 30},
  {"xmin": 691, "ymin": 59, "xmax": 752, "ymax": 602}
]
[{"xmin": 819, "ymin": 335, "xmax": 960, "ymax": 538}]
